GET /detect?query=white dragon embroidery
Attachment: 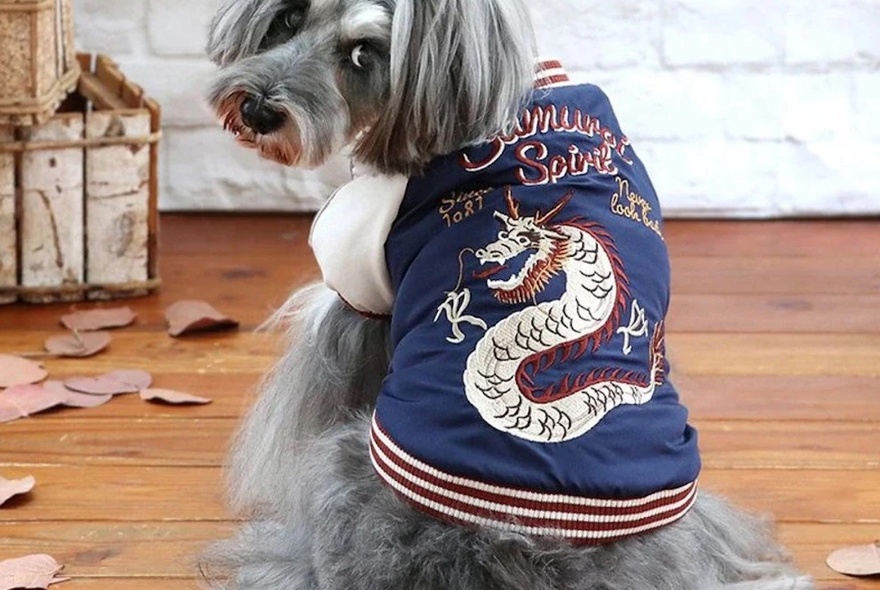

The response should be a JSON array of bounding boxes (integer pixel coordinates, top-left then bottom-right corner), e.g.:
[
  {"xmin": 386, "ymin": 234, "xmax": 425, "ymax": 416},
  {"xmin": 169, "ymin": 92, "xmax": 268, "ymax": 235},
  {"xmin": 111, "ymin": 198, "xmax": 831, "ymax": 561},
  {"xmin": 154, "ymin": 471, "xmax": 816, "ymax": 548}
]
[{"xmin": 463, "ymin": 188, "xmax": 666, "ymax": 443}]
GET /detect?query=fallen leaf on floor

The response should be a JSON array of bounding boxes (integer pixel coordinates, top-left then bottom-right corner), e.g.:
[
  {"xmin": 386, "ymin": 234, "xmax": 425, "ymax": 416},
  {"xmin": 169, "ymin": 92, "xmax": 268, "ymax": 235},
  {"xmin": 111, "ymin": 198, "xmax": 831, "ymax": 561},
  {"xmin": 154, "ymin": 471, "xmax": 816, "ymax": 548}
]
[
  {"xmin": 63, "ymin": 376, "xmax": 139, "ymax": 397},
  {"xmin": 0, "ymin": 554, "xmax": 67, "ymax": 589},
  {"xmin": 44, "ymin": 332, "xmax": 111, "ymax": 358},
  {"xmin": 827, "ymin": 542, "xmax": 880, "ymax": 576},
  {"xmin": 140, "ymin": 388, "xmax": 213, "ymax": 405},
  {"xmin": 0, "ymin": 384, "xmax": 67, "ymax": 416},
  {"xmin": 44, "ymin": 381, "xmax": 113, "ymax": 409},
  {"xmin": 0, "ymin": 355, "xmax": 48, "ymax": 389},
  {"xmin": 0, "ymin": 475, "xmax": 35, "ymax": 507},
  {"xmin": 60, "ymin": 307, "xmax": 137, "ymax": 332},
  {"xmin": 0, "ymin": 400, "xmax": 26, "ymax": 424},
  {"xmin": 165, "ymin": 300, "xmax": 239, "ymax": 337},
  {"xmin": 102, "ymin": 369, "xmax": 153, "ymax": 391}
]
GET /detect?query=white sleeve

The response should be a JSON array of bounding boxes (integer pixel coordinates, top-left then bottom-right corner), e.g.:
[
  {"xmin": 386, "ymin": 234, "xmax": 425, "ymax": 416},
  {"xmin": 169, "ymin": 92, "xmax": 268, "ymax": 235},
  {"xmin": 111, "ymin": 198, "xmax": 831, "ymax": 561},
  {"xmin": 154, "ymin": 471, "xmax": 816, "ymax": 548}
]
[{"xmin": 309, "ymin": 174, "xmax": 409, "ymax": 316}]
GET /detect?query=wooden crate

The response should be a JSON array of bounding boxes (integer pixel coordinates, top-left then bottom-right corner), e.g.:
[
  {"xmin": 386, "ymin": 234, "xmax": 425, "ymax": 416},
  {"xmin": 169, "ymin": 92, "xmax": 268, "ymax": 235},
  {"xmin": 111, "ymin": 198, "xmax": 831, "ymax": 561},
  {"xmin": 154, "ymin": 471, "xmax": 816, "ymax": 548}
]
[
  {"xmin": 0, "ymin": 53, "xmax": 161, "ymax": 304},
  {"xmin": 0, "ymin": 0, "xmax": 79, "ymax": 126}
]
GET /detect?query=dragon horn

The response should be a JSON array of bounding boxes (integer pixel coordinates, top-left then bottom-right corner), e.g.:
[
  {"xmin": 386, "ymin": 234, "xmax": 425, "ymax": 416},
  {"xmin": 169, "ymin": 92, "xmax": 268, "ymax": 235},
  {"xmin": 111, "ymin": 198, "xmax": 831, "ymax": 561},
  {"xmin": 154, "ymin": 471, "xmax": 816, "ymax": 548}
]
[
  {"xmin": 535, "ymin": 190, "xmax": 575, "ymax": 225},
  {"xmin": 504, "ymin": 187, "xmax": 521, "ymax": 219}
]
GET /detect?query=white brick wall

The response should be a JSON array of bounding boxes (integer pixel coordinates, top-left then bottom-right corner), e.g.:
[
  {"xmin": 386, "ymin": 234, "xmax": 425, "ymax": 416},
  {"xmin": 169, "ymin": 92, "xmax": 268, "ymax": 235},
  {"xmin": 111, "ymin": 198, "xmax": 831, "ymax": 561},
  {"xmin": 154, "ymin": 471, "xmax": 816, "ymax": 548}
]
[{"xmin": 75, "ymin": 1, "xmax": 880, "ymax": 217}]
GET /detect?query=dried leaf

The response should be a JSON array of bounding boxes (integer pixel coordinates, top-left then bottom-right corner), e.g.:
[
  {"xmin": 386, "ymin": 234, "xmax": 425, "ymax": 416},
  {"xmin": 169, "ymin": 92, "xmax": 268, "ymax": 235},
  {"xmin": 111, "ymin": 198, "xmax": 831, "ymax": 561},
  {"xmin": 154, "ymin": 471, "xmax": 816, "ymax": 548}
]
[
  {"xmin": 827, "ymin": 542, "xmax": 880, "ymax": 577},
  {"xmin": 0, "ymin": 400, "xmax": 26, "ymax": 424},
  {"xmin": 44, "ymin": 332, "xmax": 111, "ymax": 358},
  {"xmin": 43, "ymin": 381, "xmax": 113, "ymax": 409},
  {"xmin": 63, "ymin": 377, "xmax": 139, "ymax": 397},
  {"xmin": 0, "ymin": 475, "xmax": 35, "ymax": 507},
  {"xmin": 0, "ymin": 355, "xmax": 48, "ymax": 389},
  {"xmin": 140, "ymin": 388, "xmax": 213, "ymax": 405},
  {"xmin": 165, "ymin": 300, "xmax": 239, "ymax": 337},
  {"xmin": 103, "ymin": 369, "xmax": 153, "ymax": 391},
  {"xmin": 0, "ymin": 554, "xmax": 65, "ymax": 589},
  {"xmin": 0, "ymin": 384, "xmax": 67, "ymax": 416},
  {"xmin": 60, "ymin": 307, "xmax": 137, "ymax": 332}
]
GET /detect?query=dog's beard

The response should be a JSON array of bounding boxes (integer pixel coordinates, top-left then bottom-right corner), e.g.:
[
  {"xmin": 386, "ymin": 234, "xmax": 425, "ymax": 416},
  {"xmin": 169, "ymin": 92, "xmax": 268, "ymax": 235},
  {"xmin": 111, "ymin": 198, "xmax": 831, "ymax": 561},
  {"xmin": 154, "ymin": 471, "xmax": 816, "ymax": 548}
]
[{"xmin": 215, "ymin": 91, "xmax": 304, "ymax": 167}]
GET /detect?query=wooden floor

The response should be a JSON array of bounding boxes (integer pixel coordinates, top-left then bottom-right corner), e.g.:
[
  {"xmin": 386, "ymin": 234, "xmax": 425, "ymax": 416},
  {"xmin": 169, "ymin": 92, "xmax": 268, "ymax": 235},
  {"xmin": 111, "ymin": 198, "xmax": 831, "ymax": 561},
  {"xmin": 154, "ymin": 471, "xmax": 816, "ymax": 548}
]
[{"xmin": 1, "ymin": 215, "xmax": 879, "ymax": 589}]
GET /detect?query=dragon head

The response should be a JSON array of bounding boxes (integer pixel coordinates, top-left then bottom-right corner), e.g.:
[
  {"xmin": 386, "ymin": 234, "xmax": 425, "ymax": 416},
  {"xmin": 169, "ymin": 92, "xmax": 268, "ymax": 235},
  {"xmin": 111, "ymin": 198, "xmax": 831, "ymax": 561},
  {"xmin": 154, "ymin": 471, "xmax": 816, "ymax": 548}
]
[{"xmin": 475, "ymin": 188, "xmax": 574, "ymax": 304}]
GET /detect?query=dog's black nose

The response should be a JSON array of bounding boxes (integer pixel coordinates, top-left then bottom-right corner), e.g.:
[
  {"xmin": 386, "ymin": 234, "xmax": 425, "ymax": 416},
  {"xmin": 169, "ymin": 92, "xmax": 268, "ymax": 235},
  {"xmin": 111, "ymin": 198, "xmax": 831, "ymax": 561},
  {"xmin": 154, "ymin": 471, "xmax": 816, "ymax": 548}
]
[{"xmin": 240, "ymin": 96, "xmax": 285, "ymax": 135}]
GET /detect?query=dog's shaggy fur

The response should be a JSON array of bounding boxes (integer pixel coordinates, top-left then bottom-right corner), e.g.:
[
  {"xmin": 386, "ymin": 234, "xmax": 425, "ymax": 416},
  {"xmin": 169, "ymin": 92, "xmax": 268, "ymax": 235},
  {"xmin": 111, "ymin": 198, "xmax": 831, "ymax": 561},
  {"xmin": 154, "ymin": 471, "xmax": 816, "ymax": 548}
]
[{"xmin": 201, "ymin": 1, "xmax": 814, "ymax": 588}]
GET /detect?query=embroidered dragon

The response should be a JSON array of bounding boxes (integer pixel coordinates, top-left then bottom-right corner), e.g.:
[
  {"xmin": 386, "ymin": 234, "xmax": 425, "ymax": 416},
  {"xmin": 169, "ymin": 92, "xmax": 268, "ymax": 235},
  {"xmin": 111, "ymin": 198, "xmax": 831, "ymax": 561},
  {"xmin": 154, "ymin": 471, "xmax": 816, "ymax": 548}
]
[{"xmin": 462, "ymin": 188, "xmax": 666, "ymax": 443}]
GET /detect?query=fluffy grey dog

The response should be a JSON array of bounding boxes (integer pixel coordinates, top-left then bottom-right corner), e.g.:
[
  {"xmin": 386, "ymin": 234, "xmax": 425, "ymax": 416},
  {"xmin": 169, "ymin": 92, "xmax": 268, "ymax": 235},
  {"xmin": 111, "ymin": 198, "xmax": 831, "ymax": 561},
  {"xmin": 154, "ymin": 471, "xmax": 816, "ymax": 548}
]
[{"xmin": 201, "ymin": 1, "xmax": 814, "ymax": 589}]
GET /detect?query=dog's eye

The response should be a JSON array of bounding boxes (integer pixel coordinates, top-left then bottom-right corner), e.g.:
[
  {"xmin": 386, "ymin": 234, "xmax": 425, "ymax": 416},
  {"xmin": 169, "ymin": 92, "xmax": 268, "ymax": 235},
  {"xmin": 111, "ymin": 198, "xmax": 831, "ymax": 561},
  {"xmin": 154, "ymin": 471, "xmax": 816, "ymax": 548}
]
[
  {"xmin": 350, "ymin": 44, "xmax": 371, "ymax": 69},
  {"xmin": 284, "ymin": 10, "xmax": 303, "ymax": 29},
  {"xmin": 282, "ymin": 8, "xmax": 305, "ymax": 30}
]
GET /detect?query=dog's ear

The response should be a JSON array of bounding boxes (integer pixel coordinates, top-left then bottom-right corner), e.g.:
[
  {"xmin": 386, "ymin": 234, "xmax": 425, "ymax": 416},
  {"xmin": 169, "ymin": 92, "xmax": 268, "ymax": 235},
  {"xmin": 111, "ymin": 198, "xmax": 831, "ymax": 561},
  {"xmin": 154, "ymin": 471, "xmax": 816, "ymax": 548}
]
[
  {"xmin": 207, "ymin": 0, "xmax": 270, "ymax": 66},
  {"xmin": 355, "ymin": 0, "xmax": 537, "ymax": 175}
]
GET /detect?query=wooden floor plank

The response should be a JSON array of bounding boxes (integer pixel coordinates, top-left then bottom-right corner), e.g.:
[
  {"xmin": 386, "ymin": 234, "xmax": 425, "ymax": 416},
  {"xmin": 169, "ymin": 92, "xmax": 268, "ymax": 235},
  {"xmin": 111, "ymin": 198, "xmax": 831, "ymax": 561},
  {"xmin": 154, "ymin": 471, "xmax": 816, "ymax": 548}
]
[
  {"xmin": 678, "ymin": 376, "xmax": 880, "ymax": 422},
  {"xmin": 3, "ymin": 331, "xmax": 880, "ymax": 383},
  {"xmin": 0, "ymin": 521, "xmax": 233, "ymax": 578},
  {"xmin": 662, "ymin": 219, "xmax": 880, "ymax": 258},
  {"xmin": 0, "ymin": 373, "xmax": 261, "ymax": 422},
  {"xmin": 1, "ymin": 465, "xmax": 877, "ymax": 524},
  {"xmin": 37, "ymin": 582, "xmax": 878, "ymax": 590},
  {"xmin": 0, "ymin": 466, "xmax": 226, "ymax": 522},
  {"xmin": 3, "ymin": 419, "xmax": 879, "ymax": 471},
  {"xmin": 2, "ymin": 216, "xmax": 879, "ymax": 587},
  {"xmin": 1, "ymin": 374, "xmax": 874, "ymax": 423},
  {"xmin": 668, "ymin": 294, "xmax": 880, "ymax": 334},
  {"xmin": 19, "ymin": 581, "xmax": 202, "ymax": 590},
  {"xmin": 0, "ymin": 521, "xmax": 876, "ymax": 585},
  {"xmin": 670, "ymin": 257, "xmax": 880, "ymax": 296},
  {"xmin": 0, "ymin": 418, "xmax": 235, "ymax": 467},
  {"xmin": 0, "ymin": 331, "xmax": 277, "ymax": 376},
  {"xmin": 696, "ymin": 422, "xmax": 880, "ymax": 470},
  {"xmin": 670, "ymin": 333, "xmax": 880, "ymax": 377}
]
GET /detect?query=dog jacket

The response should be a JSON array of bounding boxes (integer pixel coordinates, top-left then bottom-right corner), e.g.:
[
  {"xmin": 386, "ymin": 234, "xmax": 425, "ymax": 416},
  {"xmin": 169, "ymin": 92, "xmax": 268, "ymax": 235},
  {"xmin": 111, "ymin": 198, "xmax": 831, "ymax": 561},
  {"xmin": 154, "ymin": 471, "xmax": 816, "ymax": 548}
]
[{"xmin": 311, "ymin": 61, "xmax": 701, "ymax": 544}]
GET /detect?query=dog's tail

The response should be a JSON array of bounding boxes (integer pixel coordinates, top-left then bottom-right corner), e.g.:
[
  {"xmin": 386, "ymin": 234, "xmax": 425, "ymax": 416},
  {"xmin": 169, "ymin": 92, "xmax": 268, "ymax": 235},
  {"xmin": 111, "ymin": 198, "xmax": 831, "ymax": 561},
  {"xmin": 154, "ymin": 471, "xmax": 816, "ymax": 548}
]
[{"xmin": 226, "ymin": 283, "xmax": 392, "ymax": 519}]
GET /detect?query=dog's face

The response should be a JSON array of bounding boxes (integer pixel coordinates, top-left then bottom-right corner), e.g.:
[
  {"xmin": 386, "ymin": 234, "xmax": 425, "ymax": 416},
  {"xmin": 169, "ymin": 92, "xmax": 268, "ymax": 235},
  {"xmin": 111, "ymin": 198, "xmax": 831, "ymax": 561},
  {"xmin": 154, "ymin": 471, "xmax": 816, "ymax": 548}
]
[
  {"xmin": 207, "ymin": 0, "xmax": 394, "ymax": 168},
  {"xmin": 207, "ymin": 0, "xmax": 537, "ymax": 174}
]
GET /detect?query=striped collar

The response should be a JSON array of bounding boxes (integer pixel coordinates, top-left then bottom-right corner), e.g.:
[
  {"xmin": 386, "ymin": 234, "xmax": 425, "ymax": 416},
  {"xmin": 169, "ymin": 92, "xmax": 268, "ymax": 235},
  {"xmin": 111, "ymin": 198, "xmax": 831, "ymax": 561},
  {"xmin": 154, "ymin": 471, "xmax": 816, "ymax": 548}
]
[{"xmin": 535, "ymin": 59, "xmax": 571, "ymax": 89}]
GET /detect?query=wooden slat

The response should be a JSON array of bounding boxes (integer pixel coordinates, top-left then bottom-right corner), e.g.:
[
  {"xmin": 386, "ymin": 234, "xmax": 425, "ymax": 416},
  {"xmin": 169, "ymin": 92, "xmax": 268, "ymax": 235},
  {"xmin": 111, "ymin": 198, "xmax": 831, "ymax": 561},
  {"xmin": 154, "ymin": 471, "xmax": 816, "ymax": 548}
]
[
  {"xmin": 4, "ymin": 373, "xmax": 261, "ymax": 420},
  {"xmin": 663, "ymin": 220, "xmax": 880, "ymax": 258},
  {"xmin": 696, "ymin": 422, "xmax": 880, "ymax": 470},
  {"xmin": 0, "ymin": 126, "xmax": 16, "ymax": 305},
  {"xmin": 0, "ymin": 255, "xmax": 315, "ymax": 331},
  {"xmin": 41, "ymin": 580, "xmax": 876, "ymax": 590},
  {"xmin": 36, "ymin": 582, "xmax": 877, "ymax": 590},
  {"xmin": 0, "ymin": 521, "xmax": 234, "ymax": 578},
  {"xmin": 157, "ymin": 214, "xmax": 313, "ymax": 256},
  {"xmin": 669, "ymin": 294, "xmax": 880, "ymax": 334},
  {"xmin": 2, "ymin": 419, "xmax": 879, "ymax": 471},
  {"xmin": 671, "ymin": 257, "xmax": 880, "ymax": 296},
  {"xmin": 78, "ymin": 71, "xmax": 127, "ymax": 111},
  {"xmin": 2, "ymin": 216, "xmax": 879, "ymax": 588},
  {"xmin": 0, "ymin": 466, "xmax": 877, "ymax": 524},
  {"xmin": 85, "ymin": 110, "xmax": 152, "ymax": 294},
  {"xmin": 3, "ymin": 330, "xmax": 880, "ymax": 378},
  {"xmin": 669, "ymin": 333, "xmax": 880, "ymax": 377},
  {"xmin": 0, "ymin": 466, "xmax": 226, "ymax": 522},
  {"xmin": 0, "ymin": 521, "xmax": 875, "ymax": 585},
  {"xmin": 18, "ymin": 113, "xmax": 85, "ymax": 303},
  {"xmin": 0, "ymin": 418, "xmax": 236, "ymax": 467},
  {"xmin": 15, "ymin": 581, "xmax": 202, "ymax": 590},
  {"xmin": 0, "ymin": 331, "xmax": 278, "ymax": 375},
  {"xmin": 678, "ymin": 376, "xmax": 880, "ymax": 422},
  {"xmin": 150, "ymin": 217, "xmax": 880, "ymax": 260}
]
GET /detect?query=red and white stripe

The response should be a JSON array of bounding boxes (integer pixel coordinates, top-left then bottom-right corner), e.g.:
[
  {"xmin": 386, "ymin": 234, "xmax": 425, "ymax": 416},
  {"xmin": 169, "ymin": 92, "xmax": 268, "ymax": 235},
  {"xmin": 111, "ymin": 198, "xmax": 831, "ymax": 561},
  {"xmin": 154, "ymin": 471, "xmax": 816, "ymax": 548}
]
[
  {"xmin": 535, "ymin": 59, "xmax": 571, "ymax": 89},
  {"xmin": 370, "ymin": 416, "xmax": 698, "ymax": 544}
]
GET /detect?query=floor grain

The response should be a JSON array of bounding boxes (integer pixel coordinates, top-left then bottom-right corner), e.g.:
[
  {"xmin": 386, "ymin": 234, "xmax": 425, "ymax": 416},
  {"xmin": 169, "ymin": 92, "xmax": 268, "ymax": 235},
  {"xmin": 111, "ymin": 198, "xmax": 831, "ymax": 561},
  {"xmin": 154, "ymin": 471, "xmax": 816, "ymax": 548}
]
[{"xmin": 1, "ymin": 214, "xmax": 878, "ymax": 588}]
